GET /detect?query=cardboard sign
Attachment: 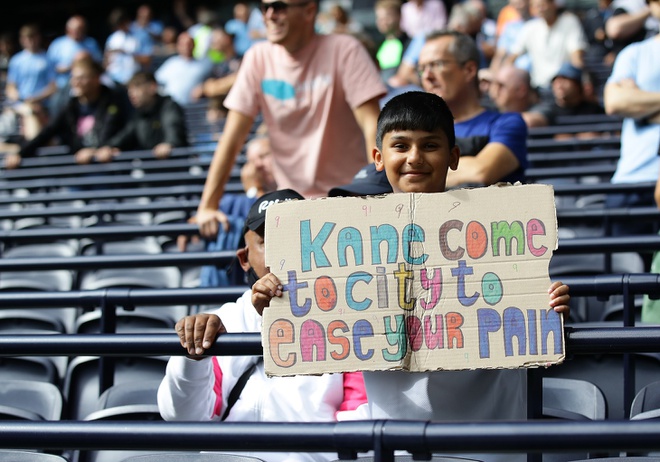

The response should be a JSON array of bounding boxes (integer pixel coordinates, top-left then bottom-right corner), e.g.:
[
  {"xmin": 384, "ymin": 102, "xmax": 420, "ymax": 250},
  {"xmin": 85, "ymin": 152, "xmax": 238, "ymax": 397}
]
[{"xmin": 263, "ymin": 184, "xmax": 564, "ymax": 376}]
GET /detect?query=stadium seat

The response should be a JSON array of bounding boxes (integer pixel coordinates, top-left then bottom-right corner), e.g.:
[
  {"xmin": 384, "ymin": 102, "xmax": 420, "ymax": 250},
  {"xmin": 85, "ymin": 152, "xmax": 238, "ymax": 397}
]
[
  {"xmin": 0, "ymin": 355, "xmax": 59, "ymax": 385},
  {"xmin": 63, "ymin": 356, "xmax": 168, "ymax": 420},
  {"xmin": 0, "ymin": 379, "xmax": 63, "ymax": 420},
  {"xmin": 0, "ymin": 243, "xmax": 77, "ymax": 292},
  {"xmin": 0, "ymin": 451, "xmax": 68, "ymax": 461},
  {"xmin": 543, "ymin": 377, "xmax": 607, "ymax": 420},
  {"xmin": 631, "ymin": 380, "xmax": 660, "ymax": 420}
]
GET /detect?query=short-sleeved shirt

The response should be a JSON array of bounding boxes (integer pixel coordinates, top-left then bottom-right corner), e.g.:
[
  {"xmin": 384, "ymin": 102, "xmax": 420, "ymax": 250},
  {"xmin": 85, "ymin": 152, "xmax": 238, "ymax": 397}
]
[
  {"xmin": 104, "ymin": 30, "xmax": 153, "ymax": 85},
  {"xmin": 7, "ymin": 49, "xmax": 55, "ymax": 101},
  {"xmin": 454, "ymin": 110, "xmax": 529, "ymax": 184},
  {"xmin": 607, "ymin": 37, "xmax": 660, "ymax": 184},
  {"xmin": 154, "ymin": 55, "xmax": 213, "ymax": 105},
  {"xmin": 496, "ymin": 19, "xmax": 531, "ymax": 72},
  {"xmin": 400, "ymin": 0, "xmax": 447, "ymax": 37},
  {"xmin": 47, "ymin": 35, "xmax": 103, "ymax": 88},
  {"xmin": 510, "ymin": 12, "xmax": 588, "ymax": 89},
  {"xmin": 224, "ymin": 34, "xmax": 387, "ymax": 198}
]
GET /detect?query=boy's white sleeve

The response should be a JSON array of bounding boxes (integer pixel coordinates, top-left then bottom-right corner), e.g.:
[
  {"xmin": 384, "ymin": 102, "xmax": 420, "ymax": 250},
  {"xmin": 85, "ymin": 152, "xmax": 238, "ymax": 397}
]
[{"xmin": 158, "ymin": 356, "xmax": 219, "ymax": 421}]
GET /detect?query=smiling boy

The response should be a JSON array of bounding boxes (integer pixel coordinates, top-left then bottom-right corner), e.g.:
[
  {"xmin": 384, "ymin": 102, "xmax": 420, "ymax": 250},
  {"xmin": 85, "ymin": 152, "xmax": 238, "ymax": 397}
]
[
  {"xmin": 253, "ymin": 91, "xmax": 570, "ymax": 462},
  {"xmin": 364, "ymin": 90, "xmax": 570, "ymax": 461}
]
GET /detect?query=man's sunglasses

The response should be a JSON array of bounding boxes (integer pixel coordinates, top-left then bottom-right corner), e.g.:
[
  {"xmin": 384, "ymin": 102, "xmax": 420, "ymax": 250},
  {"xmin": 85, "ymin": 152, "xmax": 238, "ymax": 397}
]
[{"xmin": 260, "ymin": 0, "xmax": 312, "ymax": 14}]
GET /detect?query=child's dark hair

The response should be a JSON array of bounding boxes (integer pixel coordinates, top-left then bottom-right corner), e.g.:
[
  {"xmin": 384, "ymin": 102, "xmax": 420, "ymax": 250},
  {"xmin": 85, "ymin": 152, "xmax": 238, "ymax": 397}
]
[{"xmin": 376, "ymin": 91, "xmax": 455, "ymax": 149}]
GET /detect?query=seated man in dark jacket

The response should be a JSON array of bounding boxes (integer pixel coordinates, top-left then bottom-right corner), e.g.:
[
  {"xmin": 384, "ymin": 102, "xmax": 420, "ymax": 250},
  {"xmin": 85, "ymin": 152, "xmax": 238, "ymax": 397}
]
[
  {"xmin": 94, "ymin": 71, "xmax": 189, "ymax": 162},
  {"xmin": 5, "ymin": 57, "xmax": 128, "ymax": 169}
]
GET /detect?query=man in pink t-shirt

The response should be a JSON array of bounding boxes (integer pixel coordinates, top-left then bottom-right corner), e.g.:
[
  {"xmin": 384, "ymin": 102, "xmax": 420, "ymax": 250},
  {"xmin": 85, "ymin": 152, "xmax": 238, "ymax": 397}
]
[{"xmin": 195, "ymin": 0, "xmax": 387, "ymax": 239}]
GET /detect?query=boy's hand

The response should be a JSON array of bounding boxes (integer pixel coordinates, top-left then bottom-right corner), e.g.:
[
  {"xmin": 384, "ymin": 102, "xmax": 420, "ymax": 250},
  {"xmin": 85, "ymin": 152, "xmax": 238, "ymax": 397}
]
[
  {"xmin": 252, "ymin": 273, "xmax": 283, "ymax": 316},
  {"xmin": 549, "ymin": 281, "xmax": 570, "ymax": 320},
  {"xmin": 175, "ymin": 313, "xmax": 226, "ymax": 359}
]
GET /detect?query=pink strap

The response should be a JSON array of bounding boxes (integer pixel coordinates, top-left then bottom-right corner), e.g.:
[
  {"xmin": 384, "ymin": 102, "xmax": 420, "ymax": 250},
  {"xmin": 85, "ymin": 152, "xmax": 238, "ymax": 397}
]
[
  {"xmin": 211, "ymin": 357, "xmax": 224, "ymax": 417},
  {"xmin": 339, "ymin": 371, "xmax": 368, "ymax": 411}
]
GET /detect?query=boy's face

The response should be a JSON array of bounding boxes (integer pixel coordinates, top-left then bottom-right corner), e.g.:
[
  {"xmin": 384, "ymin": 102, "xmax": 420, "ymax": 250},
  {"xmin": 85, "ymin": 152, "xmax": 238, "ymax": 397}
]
[{"xmin": 373, "ymin": 129, "xmax": 459, "ymax": 193}]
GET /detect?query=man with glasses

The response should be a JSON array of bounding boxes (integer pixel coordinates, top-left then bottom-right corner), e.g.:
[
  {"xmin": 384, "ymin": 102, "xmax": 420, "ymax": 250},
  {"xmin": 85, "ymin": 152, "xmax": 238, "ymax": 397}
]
[
  {"xmin": 417, "ymin": 30, "xmax": 528, "ymax": 189},
  {"xmin": 195, "ymin": 0, "xmax": 386, "ymax": 240}
]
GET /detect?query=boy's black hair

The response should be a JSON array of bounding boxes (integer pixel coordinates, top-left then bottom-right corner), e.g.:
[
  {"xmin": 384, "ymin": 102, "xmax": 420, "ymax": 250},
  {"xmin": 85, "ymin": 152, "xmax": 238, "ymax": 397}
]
[{"xmin": 376, "ymin": 91, "xmax": 455, "ymax": 149}]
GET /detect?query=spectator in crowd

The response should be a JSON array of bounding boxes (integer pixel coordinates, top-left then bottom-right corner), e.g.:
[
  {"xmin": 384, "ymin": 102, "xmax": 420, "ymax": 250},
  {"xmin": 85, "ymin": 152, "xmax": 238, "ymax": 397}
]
[
  {"xmin": 49, "ymin": 49, "xmax": 123, "ymax": 117},
  {"xmin": 241, "ymin": 135, "xmax": 278, "ymax": 199},
  {"xmin": 224, "ymin": 2, "xmax": 255, "ymax": 57},
  {"xmin": 447, "ymin": 1, "xmax": 493, "ymax": 68},
  {"xmin": 159, "ymin": 189, "xmax": 368, "ymax": 462},
  {"xmin": 247, "ymin": 5, "xmax": 268, "ymax": 43},
  {"xmin": 582, "ymin": 0, "xmax": 616, "ymax": 64},
  {"xmin": 200, "ymin": 27, "xmax": 242, "ymax": 101},
  {"xmin": 467, "ymin": 0, "xmax": 497, "ymax": 65},
  {"xmin": 524, "ymin": 62, "xmax": 605, "ymax": 131},
  {"xmin": 256, "ymin": 91, "xmax": 570, "ymax": 462},
  {"xmin": 495, "ymin": 0, "xmax": 522, "ymax": 37},
  {"xmin": 131, "ymin": 4, "xmax": 164, "ymax": 50},
  {"xmin": 603, "ymin": 0, "xmax": 660, "ymax": 237},
  {"xmin": 605, "ymin": 0, "xmax": 659, "ymax": 58},
  {"xmin": 5, "ymin": 23, "xmax": 57, "ymax": 109},
  {"xmin": 4, "ymin": 58, "xmax": 128, "ymax": 169},
  {"xmin": 195, "ymin": 0, "xmax": 386, "ymax": 240},
  {"xmin": 152, "ymin": 25, "xmax": 179, "ymax": 61},
  {"xmin": 317, "ymin": 3, "xmax": 364, "ymax": 35},
  {"xmin": 383, "ymin": 31, "xmax": 424, "ymax": 88},
  {"xmin": 3, "ymin": 24, "xmax": 57, "ymax": 148},
  {"xmin": 488, "ymin": 64, "xmax": 539, "ymax": 120},
  {"xmin": 506, "ymin": 0, "xmax": 588, "ymax": 91},
  {"xmin": 374, "ymin": 0, "xmax": 411, "ymax": 82},
  {"xmin": 418, "ymin": 30, "xmax": 528, "ymax": 188},
  {"xmin": 188, "ymin": 5, "xmax": 220, "ymax": 62},
  {"xmin": 93, "ymin": 71, "xmax": 188, "ymax": 163},
  {"xmin": 0, "ymin": 31, "xmax": 17, "ymax": 89},
  {"xmin": 489, "ymin": 0, "xmax": 533, "ymax": 73},
  {"xmin": 47, "ymin": 15, "xmax": 103, "ymax": 91},
  {"xmin": 104, "ymin": 7, "xmax": 153, "ymax": 86},
  {"xmin": 155, "ymin": 30, "xmax": 213, "ymax": 106},
  {"xmin": 400, "ymin": 0, "xmax": 448, "ymax": 38}
]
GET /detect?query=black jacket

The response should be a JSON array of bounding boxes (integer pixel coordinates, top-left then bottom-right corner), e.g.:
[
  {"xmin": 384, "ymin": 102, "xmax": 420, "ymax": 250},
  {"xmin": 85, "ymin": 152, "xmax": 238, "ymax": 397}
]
[
  {"xmin": 20, "ymin": 85, "xmax": 128, "ymax": 157},
  {"xmin": 106, "ymin": 94, "xmax": 189, "ymax": 150}
]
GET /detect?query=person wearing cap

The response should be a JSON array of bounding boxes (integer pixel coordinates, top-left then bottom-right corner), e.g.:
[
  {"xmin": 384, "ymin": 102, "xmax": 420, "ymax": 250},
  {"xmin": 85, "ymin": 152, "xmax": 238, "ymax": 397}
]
[
  {"xmin": 158, "ymin": 189, "xmax": 368, "ymax": 462},
  {"xmin": 328, "ymin": 162, "xmax": 393, "ymax": 197},
  {"xmin": 524, "ymin": 62, "xmax": 604, "ymax": 130}
]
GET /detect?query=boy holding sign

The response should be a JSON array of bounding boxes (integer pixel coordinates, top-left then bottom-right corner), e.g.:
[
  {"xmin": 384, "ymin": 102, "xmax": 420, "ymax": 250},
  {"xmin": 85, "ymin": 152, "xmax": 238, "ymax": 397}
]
[
  {"xmin": 367, "ymin": 90, "xmax": 570, "ymax": 460},
  {"xmin": 255, "ymin": 91, "xmax": 570, "ymax": 462}
]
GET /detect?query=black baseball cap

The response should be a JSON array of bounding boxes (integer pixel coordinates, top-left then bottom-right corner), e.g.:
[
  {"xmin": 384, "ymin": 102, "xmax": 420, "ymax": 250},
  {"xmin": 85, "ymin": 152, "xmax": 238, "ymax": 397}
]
[
  {"xmin": 328, "ymin": 163, "xmax": 393, "ymax": 197},
  {"xmin": 237, "ymin": 189, "xmax": 304, "ymax": 247}
]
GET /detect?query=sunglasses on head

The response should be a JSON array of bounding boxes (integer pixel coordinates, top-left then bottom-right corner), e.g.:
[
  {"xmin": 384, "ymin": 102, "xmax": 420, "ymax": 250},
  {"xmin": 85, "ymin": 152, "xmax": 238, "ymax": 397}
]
[{"xmin": 260, "ymin": 0, "xmax": 312, "ymax": 14}]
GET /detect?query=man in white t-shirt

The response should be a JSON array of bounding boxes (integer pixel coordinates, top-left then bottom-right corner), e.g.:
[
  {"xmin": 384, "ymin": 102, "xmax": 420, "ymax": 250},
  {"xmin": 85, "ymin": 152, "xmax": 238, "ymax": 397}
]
[
  {"xmin": 506, "ymin": 0, "xmax": 588, "ymax": 90},
  {"xmin": 195, "ymin": 0, "xmax": 387, "ymax": 240}
]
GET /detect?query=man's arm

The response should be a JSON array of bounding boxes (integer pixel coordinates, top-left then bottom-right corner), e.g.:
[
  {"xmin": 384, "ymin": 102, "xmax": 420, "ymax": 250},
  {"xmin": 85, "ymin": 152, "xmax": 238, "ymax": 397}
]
[
  {"xmin": 569, "ymin": 49, "xmax": 585, "ymax": 70},
  {"xmin": 197, "ymin": 109, "xmax": 255, "ymax": 238},
  {"xmin": 605, "ymin": 8, "xmax": 651, "ymax": 41},
  {"xmin": 446, "ymin": 142, "xmax": 521, "ymax": 188},
  {"xmin": 604, "ymin": 79, "xmax": 660, "ymax": 119},
  {"xmin": 352, "ymin": 96, "xmax": 381, "ymax": 163}
]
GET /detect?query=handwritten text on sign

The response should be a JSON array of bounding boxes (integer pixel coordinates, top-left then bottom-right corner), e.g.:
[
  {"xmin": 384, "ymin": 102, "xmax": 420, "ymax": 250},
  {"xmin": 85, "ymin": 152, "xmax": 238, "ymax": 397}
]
[{"xmin": 263, "ymin": 184, "xmax": 564, "ymax": 376}]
